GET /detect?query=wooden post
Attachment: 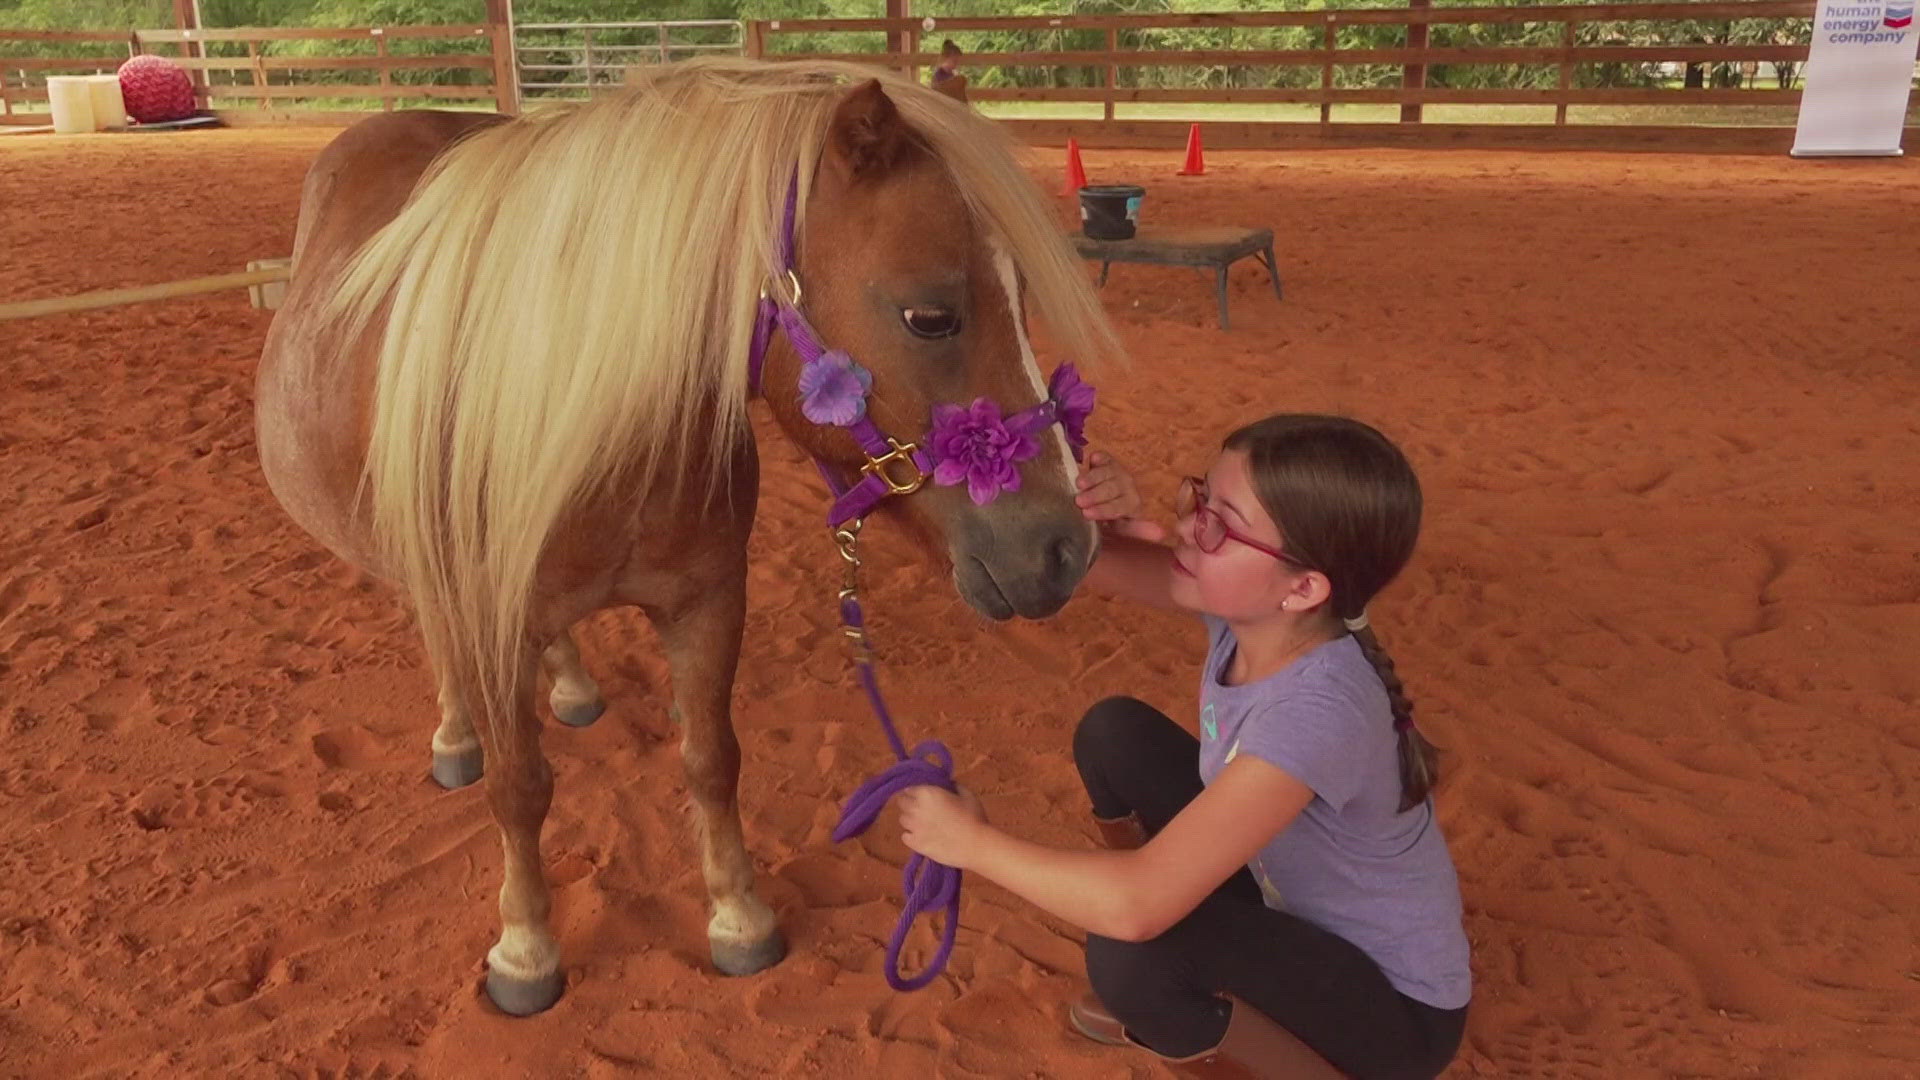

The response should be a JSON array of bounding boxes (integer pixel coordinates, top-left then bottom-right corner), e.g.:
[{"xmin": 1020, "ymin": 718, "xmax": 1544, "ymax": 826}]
[
  {"xmin": 484, "ymin": 0, "xmax": 519, "ymax": 115},
  {"xmin": 247, "ymin": 40, "xmax": 266, "ymax": 110},
  {"xmin": 375, "ymin": 31, "xmax": 393, "ymax": 111},
  {"xmin": 171, "ymin": 3, "xmax": 200, "ymax": 58},
  {"xmin": 885, "ymin": 0, "xmax": 910, "ymax": 70},
  {"xmin": 1556, "ymin": 21, "xmax": 1574, "ymax": 125},
  {"xmin": 744, "ymin": 21, "xmax": 765, "ymax": 60},
  {"xmin": 656, "ymin": 23, "xmax": 669, "ymax": 65},
  {"xmin": 584, "ymin": 27, "xmax": 596, "ymax": 90},
  {"xmin": 1401, "ymin": 0, "xmax": 1428, "ymax": 123},
  {"xmin": 1104, "ymin": 27, "xmax": 1117, "ymax": 122},
  {"xmin": 1321, "ymin": 20, "xmax": 1335, "ymax": 126},
  {"xmin": 172, "ymin": 0, "xmax": 207, "ymax": 103}
]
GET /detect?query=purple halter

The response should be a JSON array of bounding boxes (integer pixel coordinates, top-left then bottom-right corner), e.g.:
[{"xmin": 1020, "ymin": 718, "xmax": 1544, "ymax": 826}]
[
  {"xmin": 745, "ymin": 173, "xmax": 1096, "ymax": 991},
  {"xmin": 747, "ymin": 175, "xmax": 1093, "ymax": 527}
]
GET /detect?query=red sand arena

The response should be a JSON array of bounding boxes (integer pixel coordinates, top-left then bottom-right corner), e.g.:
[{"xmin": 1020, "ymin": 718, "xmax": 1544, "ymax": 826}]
[{"xmin": 2, "ymin": 129, "xmax": 1917, "ymax": 1077}]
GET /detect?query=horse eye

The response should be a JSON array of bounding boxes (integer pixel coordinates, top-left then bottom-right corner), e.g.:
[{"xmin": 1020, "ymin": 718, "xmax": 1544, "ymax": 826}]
[{"xmin": 902, "ymin": 306, "xmax": 962, "ymax": 340}]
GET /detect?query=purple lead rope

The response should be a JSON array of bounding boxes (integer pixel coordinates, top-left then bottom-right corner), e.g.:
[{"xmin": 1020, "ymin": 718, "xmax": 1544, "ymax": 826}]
[
  {"xmin": 812, "ymin": 464, "xmax": 963, "ymax": 992},
  {"xmin": 826, "ymin": 593, "xmax": 963, "ymax": 992}
]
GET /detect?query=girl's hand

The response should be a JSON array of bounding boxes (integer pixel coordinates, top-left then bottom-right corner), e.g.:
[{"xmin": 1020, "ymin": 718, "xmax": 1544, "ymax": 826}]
[
  {"xmin": 1076, "ymin": 450, "xmax": 1166, "ymax": 542},
  {"xmin": 897, "ymin": 784, "xmax": 988, "ymax": 868}
]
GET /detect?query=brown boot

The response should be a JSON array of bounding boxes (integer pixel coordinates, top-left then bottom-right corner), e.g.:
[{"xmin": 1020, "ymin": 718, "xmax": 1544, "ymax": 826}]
[
  {"xmin": 1066, "ymin": 991, "xmax": 1129, "ymax": 1046},
  {"xmin": 1159, "ymin": 995, "xmax": 1347, "ymax": 1080},
  {"xmin": 1094, "ymin": 810, "xmax": 1148, "ymax": 851}
]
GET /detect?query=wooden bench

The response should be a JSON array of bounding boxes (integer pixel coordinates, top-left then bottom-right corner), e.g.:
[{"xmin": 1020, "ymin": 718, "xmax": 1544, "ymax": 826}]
[{"xmin": 1071, "ymin": 226, "xmax": 1282, "ymax": 330}]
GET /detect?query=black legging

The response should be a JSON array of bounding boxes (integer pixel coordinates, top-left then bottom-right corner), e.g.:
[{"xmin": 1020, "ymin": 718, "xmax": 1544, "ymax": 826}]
[{"xmin": 1073, "ymin": 696, "xmax": 1467, "ymax": 1080}]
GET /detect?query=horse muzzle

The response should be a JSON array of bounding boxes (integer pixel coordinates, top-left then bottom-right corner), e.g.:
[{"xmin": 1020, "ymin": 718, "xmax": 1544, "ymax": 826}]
[{"xmin": 949, "ymin": 509, "xmax": 1094, "ymax": 621}]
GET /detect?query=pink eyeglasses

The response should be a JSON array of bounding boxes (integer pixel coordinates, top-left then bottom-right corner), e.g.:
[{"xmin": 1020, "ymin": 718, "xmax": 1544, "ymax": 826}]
[{"xmin": 1176, "ymin": 476, "xmax": 1310, "ymax": 569}]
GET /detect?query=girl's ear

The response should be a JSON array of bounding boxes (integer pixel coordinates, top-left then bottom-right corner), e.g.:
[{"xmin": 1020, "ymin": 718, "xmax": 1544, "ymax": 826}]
[{"xmin": 1291, "ymin": 570, "xmax": 1335, "ymax": 614}]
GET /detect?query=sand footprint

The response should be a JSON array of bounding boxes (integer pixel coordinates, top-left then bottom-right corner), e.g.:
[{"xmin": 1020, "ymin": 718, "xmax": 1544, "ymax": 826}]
[
  {"xmin": 547, "ymin": 849, "xmax": 597, "ymax": 888},
  {"xmin": 310, "ymin": 725, "xmax": 381, "ymax": 770},
  {"xmin": 937, "ymin": 978, "xmax": 1037, "ymax": 1074},
  {"xmin": 1492, "ymin": 1013, "xmax": 1611, "ymax": 1080},
  {"xmin": 776, "ymin": 850, "xmax": 886, "ymax": 909},
  {"xmin": 745, "ymin": 955, "xmax": 869, "ymax": 1029},
  {"xmin": 202, "ymin": 944, "xmax": 274, "ymax": 1007},
  {"xmin": 126, "ymin": 775, "xmax": 286, "ymax": 831},
  {"xmin": 974, "ymin": 916, "xmax": 1083, "ymax": 980}
]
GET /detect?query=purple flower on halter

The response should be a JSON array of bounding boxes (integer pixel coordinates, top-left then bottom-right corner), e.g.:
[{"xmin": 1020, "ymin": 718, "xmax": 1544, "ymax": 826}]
[
  {"xmin": 798, "ymin": 350, "xmax": 873, "ymax": 427},
  {"xmin": 927, "ymin": 398, "xmax": 1042, "ymax": 506},
  {"xmin": 1047, "ymin": 363, "xmax": 1096, "ymax": 461}
]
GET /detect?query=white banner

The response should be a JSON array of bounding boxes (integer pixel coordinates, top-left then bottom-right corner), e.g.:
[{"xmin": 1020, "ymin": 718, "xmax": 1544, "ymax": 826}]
[{"xmin": 1792, "ymin": 0, "xmax": 1920, "ymax": 156}]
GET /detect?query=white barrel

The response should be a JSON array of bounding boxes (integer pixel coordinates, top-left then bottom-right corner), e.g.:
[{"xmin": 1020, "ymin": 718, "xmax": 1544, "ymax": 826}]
[
  {"xmin": 47, "ymin": 75, "xmax": 98, "ymax": 134},
  {"xmin": 85, "ymin": 75, "xmax": 127, "ymax": 130}
]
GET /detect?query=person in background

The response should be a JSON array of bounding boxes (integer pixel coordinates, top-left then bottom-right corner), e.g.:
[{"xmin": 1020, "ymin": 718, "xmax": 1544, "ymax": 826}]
[{"xmin": 930, "ymin": 38, "xmax": 969, "ymax": 104}]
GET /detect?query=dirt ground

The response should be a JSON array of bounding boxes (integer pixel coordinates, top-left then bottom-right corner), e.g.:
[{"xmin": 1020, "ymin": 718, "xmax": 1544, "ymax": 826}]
[{"xmin": 2, "ymin": 126, "xmax": 1917, "ymax": 1079}]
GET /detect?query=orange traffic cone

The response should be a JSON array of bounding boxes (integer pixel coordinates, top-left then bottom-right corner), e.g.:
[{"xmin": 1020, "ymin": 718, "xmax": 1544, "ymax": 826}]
[
  {"xmin": 1063, "ymin": 137, "xmax": 1088, "ymax": 196},
  {"xmin": 1176, "ymin": 123, "xmax": 1205, "ymax": 176}
]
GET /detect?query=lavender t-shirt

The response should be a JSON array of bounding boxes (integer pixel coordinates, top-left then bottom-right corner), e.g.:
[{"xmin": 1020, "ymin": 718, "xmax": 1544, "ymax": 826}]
[{"xmin": 1198, "ymin": 617, "xmax": 1471, "ymax": 1009}]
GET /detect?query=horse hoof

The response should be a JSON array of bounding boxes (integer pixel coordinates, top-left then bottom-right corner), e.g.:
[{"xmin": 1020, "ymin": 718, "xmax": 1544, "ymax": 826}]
[
  {"xmin": 431, "ymin": 745, "xmax": 484, "ymax": 789},
  {"xmin": 712, "ymin": 928, "xmax": 787, "ymax": 977},
  {"xmin": 556, "ymin": 700, "xmax": 604, "ymax": 728},
  {"xmin": 486, "ymin": 967, "xmax": 564, "ymax": 1016}
]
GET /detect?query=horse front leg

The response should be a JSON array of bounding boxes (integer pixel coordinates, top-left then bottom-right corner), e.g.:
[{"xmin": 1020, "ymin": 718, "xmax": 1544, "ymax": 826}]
[{"xmin": 650, "ymin": 573, "xmax": 786, "ymax": 977}]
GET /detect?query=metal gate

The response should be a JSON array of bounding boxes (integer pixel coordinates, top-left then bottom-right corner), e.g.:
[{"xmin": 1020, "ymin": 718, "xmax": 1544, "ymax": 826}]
[{"xmin": 514, "ymin": 19, "xmax": 743, "ymax": 101}]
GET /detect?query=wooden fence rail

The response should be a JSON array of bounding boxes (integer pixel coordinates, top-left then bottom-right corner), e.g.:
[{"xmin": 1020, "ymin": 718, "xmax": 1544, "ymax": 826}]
[
  {"xmin": 0, "ymin": 23, "xmax": 510, "ymax": 125},
  {"xmin": 785, "ymin": 45, "xmax": 1810, "ymax": 68},
  {"xmin": 4, "ymin": 2, "xmax": 1911, "ymax": 154},
  {"xmin": 754, "ymin": 0, "xmax": 1816, "ymax": 32},
  {"xmin": 742, "ymin": 1, "xmax": 1889, "ymax": 153}
]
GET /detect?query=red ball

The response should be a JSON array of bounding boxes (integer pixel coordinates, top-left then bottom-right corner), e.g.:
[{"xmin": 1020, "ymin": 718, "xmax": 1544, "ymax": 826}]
[{"xmin": 117, "ymin": 55, "xmax": 197, "ymax": 124}]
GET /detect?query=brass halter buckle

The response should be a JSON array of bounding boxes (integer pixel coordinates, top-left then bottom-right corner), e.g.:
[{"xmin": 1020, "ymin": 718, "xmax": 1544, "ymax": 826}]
[
  {"xmin": 832, "ymin": 521, "xmax": 871, "ymax": 657},
  {"xmin": 861, "ymin": 438, "xmax": 927, "ymax": 496}
]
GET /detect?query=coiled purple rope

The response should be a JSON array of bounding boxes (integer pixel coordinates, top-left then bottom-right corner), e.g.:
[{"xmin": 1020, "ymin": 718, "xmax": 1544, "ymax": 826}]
[{"xmin": 827, "ymin": 594, "xmax": 963, "ymax": 991}]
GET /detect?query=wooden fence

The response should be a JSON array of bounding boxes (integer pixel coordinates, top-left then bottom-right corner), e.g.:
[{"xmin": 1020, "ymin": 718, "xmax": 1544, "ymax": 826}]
[
  {"xmin": 515, "ymin": 19, "xmax": 743, "ymax": 101},
  {"xmin": 743, "ymin": 1, "xmax": 1898, "ymax": 153},
  {"xmin": 4, "ymin": 3, "xmax": 1911, "ymax": 153},
  {"xmin": 0, "ymin": 23, "xmax": 513, "ymax": 127}
]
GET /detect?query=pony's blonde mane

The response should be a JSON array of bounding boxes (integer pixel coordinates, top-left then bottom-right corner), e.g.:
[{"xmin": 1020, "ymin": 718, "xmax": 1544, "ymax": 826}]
[{"xmin": 324, "ymin": 58, "xmax": 1121, "ymax": 740}]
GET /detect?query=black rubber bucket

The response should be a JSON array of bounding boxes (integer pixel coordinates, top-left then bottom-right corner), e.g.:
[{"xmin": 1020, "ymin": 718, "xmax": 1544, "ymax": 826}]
[{"xmin": 1079, "ymin": 184, "xmax": 1144, "ymax": 240}]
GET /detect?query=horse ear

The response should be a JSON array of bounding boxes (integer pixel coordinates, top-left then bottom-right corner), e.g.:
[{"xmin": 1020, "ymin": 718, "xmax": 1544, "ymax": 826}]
[{"xmin": 827, "ymin": 80, "xmax": 911, "ymax": 180}]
